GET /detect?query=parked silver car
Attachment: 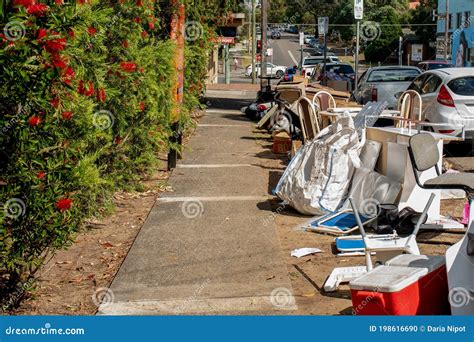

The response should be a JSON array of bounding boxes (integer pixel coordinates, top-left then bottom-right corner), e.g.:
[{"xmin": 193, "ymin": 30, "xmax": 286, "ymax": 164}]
[
  {"xmin": 353, "ymin": 66, "xmax": 422, "ymax": 109},
  {"xmin": 404, "ymin": 68, "xmax": 474, "ymax": 140}
]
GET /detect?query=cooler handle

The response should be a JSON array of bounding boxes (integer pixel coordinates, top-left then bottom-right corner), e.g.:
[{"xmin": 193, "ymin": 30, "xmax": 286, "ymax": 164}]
[{"xmin": 354, "ymin": 291, "xmax": 385, "ymax": 312}]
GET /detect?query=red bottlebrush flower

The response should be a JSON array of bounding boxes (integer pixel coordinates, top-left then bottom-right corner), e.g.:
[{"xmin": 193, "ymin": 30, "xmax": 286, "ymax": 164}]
[
  {"xmin": 13, "ymin": 0, "xmax": 35, "ymax": 7},
  {"xmin": 122, "ymin": 39, "xmax": 129, "ymax": 49},
  {"xmin": 133, "ymin": 17, "xmax": 141, "ymax": 23},
  {"xmin": 87, "ymin": 27, "xmax": 97, "ymax": 36},
  {"xmin": 54, "ymin": 0, "xmax": 63, "ymax": 4},
  {"xmin": 52, "ymin": 55, "xmax": 67, "ymax": 69},
  {"xmin": 45, "ymin": 38, "xmax": 67, "ymax": 52},
  {"xmin": 148, "ymin": 22, "xmax": 155, "ymax": 30},
  {"xmin": 62, "ymin": 66, "xmax": 75, "ymax": 85},
  {"xmin": 141, "ymin": 30, "xmax": 148, "ymax": 38},
  {"xmin": 36, "ymin": 171, "xmax": 46, "ymax": 179},
  {"xmin": 114, "ymin": 136, "xmax": 123, "ymax": 145},
  {"xmin": 120, "ymin": 62, "xmax": 137, "ymax": 72},
  {"xmin": 139, "ymin": 102, "xmax": 145, "ymax": 111},
  {"xmin": 50, "ymin": 98, "xmax": 60, "ymax": 108},
  {"xmin": 37, "ymin": 28, "xmax": 47, "ymax": 40},
  {"xmin": 61, "ymin": 111, "xmax": 73, "ymax": 120},
  {"xmin": 84, "ymin": 81, "xmax": 94, "ymax": 96},
  {"xmin": 77, "ymin": 79, "xmax": 84, "ymax": 94},
  {"xmin": 56, "ymin": 198, "xmax": 72, "ymax": 211},
  {"xmin": 136, "ymin": 0, "xmax": 143, "ymax": 6},
  {"xmin": 98, "ymin": 88, "xmax": 106, "ymax": 102},
  {"xmin": 28, "ymin": 116, "xmax": 41, "ymax": 126},
  {"xmin": 68, "ymin": 30, "xmax": 75, "ymax": 39},
  {"xmin": 26, "ymin": 4, "xmax": 48, "ymax": 16}
]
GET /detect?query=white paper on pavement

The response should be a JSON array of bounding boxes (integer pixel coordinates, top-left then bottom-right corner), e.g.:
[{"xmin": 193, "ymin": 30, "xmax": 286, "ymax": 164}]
[{"xmin": 291, "ymin": 247, "xmax": 322, "ymax": 258}]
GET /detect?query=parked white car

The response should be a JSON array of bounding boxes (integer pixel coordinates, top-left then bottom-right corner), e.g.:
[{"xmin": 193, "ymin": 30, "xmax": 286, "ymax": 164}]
[
  {"xmin": 301, "ymin": 56, "xmax": 341, "ymax": 78},
  {"xmin": 245, "ymin": 63, "xmax": 287, "ymax": 78},
  {"xmin": 304, "ymin": 34, "xmax": 315, "ymax": 44},
  {"xmin": 404, "ymin": 68, "xmax": 474, "ymax": 141}
]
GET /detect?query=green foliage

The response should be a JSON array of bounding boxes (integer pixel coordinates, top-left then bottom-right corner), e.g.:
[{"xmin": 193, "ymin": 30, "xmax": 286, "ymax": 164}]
[
  {"xmin": 410, "ymin": 0, "xmax": 437, "ymax": 44},
  {"xmin": 0, "ymin": 0, "xmax": 230, "ymax": 308}
]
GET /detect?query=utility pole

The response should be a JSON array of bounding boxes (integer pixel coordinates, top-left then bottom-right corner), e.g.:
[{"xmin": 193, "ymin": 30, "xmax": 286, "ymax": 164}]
[
  {"xmin": 251, "ymin": 0, "xmax": 256, "ymax": 84},
  {"xmin": 354, "ymin": 0, "xmax": 363, "ymax": 92},
  {"xmin": 398, "ymin": 36, "xmax": 403, "ymax": 66},
  {"xmin": 444, "ymin": 0, "xmax": 450, "ymax": 61},
  {"xmin": 260, "ymin": 0, "xmax": 268, "ymax": 90}
]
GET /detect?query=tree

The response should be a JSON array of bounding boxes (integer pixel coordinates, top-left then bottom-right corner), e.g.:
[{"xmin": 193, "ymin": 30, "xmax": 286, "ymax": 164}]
[
  {"xmin": 410, "ymin": 0, "xmax": 437, "ymax": 44},
  {"xmin": 364, "ymin": 5, "xmax": 404, "ymax": 63}
]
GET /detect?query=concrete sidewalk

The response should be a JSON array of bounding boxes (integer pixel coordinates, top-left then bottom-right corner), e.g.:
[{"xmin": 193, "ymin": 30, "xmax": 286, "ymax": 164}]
[{"xmin": 99, "ymin": 90, "xmax": 296, "ymax": 315}]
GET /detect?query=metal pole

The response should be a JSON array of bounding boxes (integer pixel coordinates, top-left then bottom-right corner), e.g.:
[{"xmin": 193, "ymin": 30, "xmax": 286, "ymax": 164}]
[
  {"xmin": 260, "ymin": 0, "xmax": 268, "ymax": 90},
  {"xmin": 444, "ymin": 0, "xmax": 449, "ymax": 61},
  {"xmin": 300, "ymin": 36, "xmax": 303, "ymax": 76},
  {"xmin": 399, "ymin": 36, "xmax": 403, "ymax": 66},
  {"xmin": 354, "ymin": 20, "xmax": 360, "ymax": 91},
  {"xmin": 251, "ymin": 0, "xmax": 256, "ymax": 84},
  {"xmin": 224, "ymin": 44, "xmax": 230, "ymax": 84},
  {"xmin": 322, "ymin": 33, "xmax": 327, "ymax": 86}
]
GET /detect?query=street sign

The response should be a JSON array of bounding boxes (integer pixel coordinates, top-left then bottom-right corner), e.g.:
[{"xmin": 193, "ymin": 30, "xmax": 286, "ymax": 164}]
[
  {"xmin": 318, "ymin": 17, "xmax": 329, "ymax": 36},
  {"xmin": 299, "ymin": 31, "xmax": 304, "ymax": 45},
  {"xmin": 266, "ymin": 48, "xmax": 273, "ymax": 56},
  {"xmin": 354, "ymin": 0, "xmax": 363, "ymax": 20}
]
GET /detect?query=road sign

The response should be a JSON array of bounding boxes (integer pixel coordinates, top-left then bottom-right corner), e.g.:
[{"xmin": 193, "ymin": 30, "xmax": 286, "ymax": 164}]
[
  {"xmin": 266, "ymin": 48, "xmax": 273, "ymax": 56},
  {"xmin": 354, "ymin": 0, "xmax": 363, "ymax": 20},
  {"xmin": 318, "ymin": 17, "xmax": 329, "ymax": 36},
  {"xmin": 299, "ymin": 31, "xmax": 304, "ymax": 45}
]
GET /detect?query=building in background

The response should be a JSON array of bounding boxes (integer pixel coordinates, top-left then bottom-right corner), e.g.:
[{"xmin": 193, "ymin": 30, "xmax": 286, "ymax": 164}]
[{"xmin": 436, "ymin": 0, "xmax": 474, "ymax": 66}]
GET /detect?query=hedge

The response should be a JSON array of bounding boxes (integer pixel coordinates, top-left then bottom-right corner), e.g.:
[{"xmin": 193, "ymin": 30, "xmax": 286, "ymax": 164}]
[{"xmin": 0, "ymin": 0, "xmax": 226, "ymax": 309}]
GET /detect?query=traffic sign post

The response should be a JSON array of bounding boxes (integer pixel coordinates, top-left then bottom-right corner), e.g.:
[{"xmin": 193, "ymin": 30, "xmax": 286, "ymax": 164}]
[
  {"xmin": 318, "ymin": 17, "xmax": 329, "ymax": 85},
  {"xmin": 354, "ymin": 0, "xmax": 363, "ymax": 91},
  {"xmin": 299, "ymin": 31, "xmax": 304, "ymax": 75}
]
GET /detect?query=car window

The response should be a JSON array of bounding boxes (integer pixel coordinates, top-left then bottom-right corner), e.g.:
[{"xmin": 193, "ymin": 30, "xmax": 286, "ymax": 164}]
[
  {"xmin": 420, "ymin": 75, "xmax": 442, "ymax": 94},
  {"xmin": 448, "ymin": 76, "xmax": 474, "ymax": 96},
  {"xmin": 358, "ymin": 71, "xmax": 368, "ymax": 86},
  {"xmin": 303, "ymin": 59, "xmax": 322, "ymax": 66},
  {"xmin": 326, "ymin": 64, "xmax": 354, "ymax": 74},
  {"xmin": 427, "ymin": 63, "xmax": 453, "ymax": 70},
  {"xmin": 367, "ymin": 69, "xmax": 420, "ymax": 82},
  {"xmin": 407, "ymin": 74, "xmax": 428, "ymax": 92}
]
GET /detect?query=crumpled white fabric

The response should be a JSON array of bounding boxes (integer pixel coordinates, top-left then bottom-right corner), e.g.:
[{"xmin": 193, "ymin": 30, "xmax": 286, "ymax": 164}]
[{"xmin": 275, "ymin": 114, "xmax": 362, "ymax": 215}]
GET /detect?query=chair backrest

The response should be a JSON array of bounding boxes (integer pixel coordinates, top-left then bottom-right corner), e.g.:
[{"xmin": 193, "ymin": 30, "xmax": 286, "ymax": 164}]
[
  {"xmin": 297, "ymin": 97, "xmax": 319, "ymax": 141},
  {"xmin": 408, "ymin": 133, "xmax": 439, "ymax": 172},
  {"xmin": 312, "ymin": 90, "xmax": 336, "ymax": 111},
  {"xmin": 397, "ymin": 90, "xmax": 422, "ymax": 128}
]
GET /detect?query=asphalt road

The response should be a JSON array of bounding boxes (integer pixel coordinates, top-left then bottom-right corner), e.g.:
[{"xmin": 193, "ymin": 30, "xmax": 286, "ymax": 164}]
[{"xmin": 267, "ymin": 33, "xmax": 312, "ymax": 69}]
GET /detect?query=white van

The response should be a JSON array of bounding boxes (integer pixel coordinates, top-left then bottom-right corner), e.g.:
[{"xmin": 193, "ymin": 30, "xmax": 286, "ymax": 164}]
[{"xmin": 301, "ymin": 56, "xmax": 341, "ymax": 78}]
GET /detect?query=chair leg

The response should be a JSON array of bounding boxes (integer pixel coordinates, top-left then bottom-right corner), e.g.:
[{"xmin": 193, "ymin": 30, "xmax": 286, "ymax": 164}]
[{"xmin": 468, "ymin": 196, "xmax": 474, "ymax": 228}]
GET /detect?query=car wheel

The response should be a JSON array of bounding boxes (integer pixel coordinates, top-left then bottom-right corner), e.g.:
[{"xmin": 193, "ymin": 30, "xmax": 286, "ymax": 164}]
[{"xmin": 276, "ymin": 70, "xmax": 284, "ymax": 78}]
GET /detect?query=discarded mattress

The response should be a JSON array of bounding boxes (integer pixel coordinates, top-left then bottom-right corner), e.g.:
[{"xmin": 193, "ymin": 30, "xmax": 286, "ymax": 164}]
[{"xmin": 275, "ymin": 114, "xmax": 361, "ymax": 215}]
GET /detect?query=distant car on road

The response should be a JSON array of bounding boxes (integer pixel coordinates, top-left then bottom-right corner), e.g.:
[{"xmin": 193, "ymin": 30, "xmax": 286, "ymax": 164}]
[
  {"xmin": 311, "ymin": 63, "xmax": 355, "ymax": 85},
  {"xmin": 245, "ymin": 62, "xmax": 287, "ymax": 78},
  {"xmin": 353, "ymin": 66, "xmax": 422, "ymax": 109},
  {"xmin": 304, "ymin": 34, "xmax": 315, "ymax": 44},
  {"xmin": 301, "ymin": 56, "xmax": 341, "ymax": 78},
  {"xmin": 417, "ymin": 60, "xmax": 454, "ymax": 72},
  {"xmin": 270, "ymin": 29, "xmax": 281, "ymax": 39},
  {"xmin": 404, "ymin": 68, "xmax": 474, "ymax": 140}
]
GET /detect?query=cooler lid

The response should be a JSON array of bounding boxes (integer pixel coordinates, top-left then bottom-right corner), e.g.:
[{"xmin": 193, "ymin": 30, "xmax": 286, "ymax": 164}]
[
  {"xmin": 385, "ymin": 254, "xmax": 445, "ymax": 273},
  {"xmin": 349, "ymin": 266, "xmax": 428, "ymax": 292}
]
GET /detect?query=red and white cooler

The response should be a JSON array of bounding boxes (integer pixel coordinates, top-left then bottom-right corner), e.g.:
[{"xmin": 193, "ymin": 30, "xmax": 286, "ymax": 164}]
[{"xmin": 350, "ymin": 255, "xmax": 450, "ymax": 315}]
